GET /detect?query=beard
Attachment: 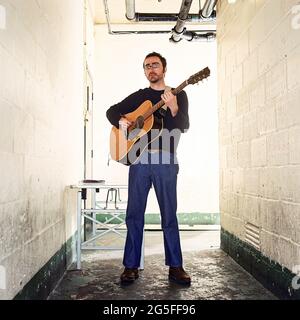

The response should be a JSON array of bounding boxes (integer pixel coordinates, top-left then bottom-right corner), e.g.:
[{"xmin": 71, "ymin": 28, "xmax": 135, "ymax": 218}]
[
  {"xmin": 148, "ymin": 73, "xmax": 161, "ymax": 83},
  {"xmin": 149, "ymin": 77, "xmax": 159, "ymax": 83}
]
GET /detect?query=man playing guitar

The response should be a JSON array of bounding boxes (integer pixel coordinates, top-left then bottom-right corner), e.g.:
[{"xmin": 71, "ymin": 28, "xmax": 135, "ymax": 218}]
[{"xmin": 106, "ymin": 52, "xmax": 191, "ymax": 286}]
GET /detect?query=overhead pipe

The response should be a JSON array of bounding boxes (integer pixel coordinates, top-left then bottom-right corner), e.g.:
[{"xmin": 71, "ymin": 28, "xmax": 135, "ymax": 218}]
[
  {"xmin": 105, "ymin": 29, "xmax": 215, "ymax": 35},
  {"xmin": 104, "ymin": 0, "xmax": 215, "ymax": 36},
  {"xmin": 201, "ymin": 0, "xmax": 218, "ymax": 18},
  {"xmin": 125, "ymin": 0, "xmax": 215, "ymax": 23},
  {"xmin": 134, "ymin": 13, "xmax": 214, "ymax": 23},
  {"xmin": 125, "ymin": 0, "xmax": 135, "ymax": 20},
  {"xmin": 170, "ymin": 0, "xmax": 217, "ymax": 43},
  {"xmin": 181, "ymin": 31, "xmax": 216, "ymax": 42},
  {"xmin": 170, "ymin": 0, "xmax": 194, "ymax": 43}
]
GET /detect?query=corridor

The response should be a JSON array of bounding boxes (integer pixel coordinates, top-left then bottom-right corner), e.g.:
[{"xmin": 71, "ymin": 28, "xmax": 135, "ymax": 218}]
[{"xmin": 0, "ymin": 0, "xmax": 300, "ymax": 301}]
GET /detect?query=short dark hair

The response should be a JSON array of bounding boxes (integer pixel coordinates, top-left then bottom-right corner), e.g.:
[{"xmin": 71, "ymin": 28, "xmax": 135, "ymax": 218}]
[{"xmin": 144, "ymin": 52, "xmax": 167, "ymax": 71}]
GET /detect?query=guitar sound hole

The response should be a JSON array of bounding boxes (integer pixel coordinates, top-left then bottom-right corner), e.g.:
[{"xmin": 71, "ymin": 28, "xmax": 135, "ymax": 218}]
[
  {"xmin": 126, "ymin": 116, "xmax": 144, "ymax": 141},
  {"xmin": 135, "ymin": 116, "xmax": 144, "ymax": 129}
]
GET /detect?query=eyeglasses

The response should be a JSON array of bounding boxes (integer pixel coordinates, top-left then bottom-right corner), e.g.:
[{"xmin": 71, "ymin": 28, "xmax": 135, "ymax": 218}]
[{"xmin": 143, "ymin": 62, "xmax": 161, "ymax": 70}]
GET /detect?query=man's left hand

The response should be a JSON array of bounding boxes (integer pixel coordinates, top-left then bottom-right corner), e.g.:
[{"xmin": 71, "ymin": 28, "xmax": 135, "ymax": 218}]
[{"xmin": 161, "ymin": 91, "xmax": 178, "ymax": 117}]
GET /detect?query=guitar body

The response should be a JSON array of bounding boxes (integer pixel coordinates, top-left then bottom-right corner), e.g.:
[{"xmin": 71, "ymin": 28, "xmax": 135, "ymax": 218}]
[{"xmin": 110, "ymin": 100, "xmax": 163, "ymax": 165}]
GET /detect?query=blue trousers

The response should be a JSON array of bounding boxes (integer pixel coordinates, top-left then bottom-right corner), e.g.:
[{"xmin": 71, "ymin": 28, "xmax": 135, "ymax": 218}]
[{"xmin": 123, "ymin": 151, "xmax": 183, "ymax": 268}]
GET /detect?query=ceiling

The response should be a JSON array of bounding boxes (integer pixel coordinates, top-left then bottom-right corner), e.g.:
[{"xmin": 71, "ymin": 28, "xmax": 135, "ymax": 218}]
[{"xmin": 92, "ymin": 0, "xmax": 214, "ymax": 25}]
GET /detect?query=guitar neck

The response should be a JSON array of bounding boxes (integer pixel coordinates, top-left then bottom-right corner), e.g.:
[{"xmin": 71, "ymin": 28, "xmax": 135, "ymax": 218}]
[{"xmin": 143, "ymin": 80, "xmax": 188, "ymax": 119}]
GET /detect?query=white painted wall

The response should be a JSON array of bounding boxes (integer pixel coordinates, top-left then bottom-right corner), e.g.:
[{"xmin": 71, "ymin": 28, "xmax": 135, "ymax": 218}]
[
  {"xmin": 0, "ymin": 0, "xmax": 84, "ymax": 299},
  {"xmin": 218, "ymin": 0, "xmax": 300, "ymax": 271},
  {"xmin": 93, "ymin": 25, "xmax": 219, "ymax": 214}
]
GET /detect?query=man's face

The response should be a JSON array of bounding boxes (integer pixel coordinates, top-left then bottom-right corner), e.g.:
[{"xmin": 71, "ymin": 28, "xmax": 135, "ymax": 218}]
[{"xmin": 143, "ymin": 56, "xmax": 165, "ymax": 84}]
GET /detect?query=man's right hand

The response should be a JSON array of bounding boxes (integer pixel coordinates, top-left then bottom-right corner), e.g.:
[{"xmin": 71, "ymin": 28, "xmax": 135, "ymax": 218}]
[{"xmin": 118, "ymin": 117, "xmax": 132, "ymax": 130}]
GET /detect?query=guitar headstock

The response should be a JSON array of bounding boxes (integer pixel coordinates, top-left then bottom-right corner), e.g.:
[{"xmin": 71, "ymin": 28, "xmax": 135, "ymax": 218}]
[{"xmin": 187, "ymin": 67, "xmax": 210, "ymax": 85}]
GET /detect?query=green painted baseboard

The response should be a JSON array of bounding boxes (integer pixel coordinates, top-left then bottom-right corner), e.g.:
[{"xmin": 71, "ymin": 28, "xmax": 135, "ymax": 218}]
[
  {"xmin": 221, "ymin": 228, "xmax": 300, "ymax": 300},
  {"xmin": 96, "ymin": 212, "xmax": 220, "ymax": 225},
  {"xmin": 14, "ymin": 234, "xmax": 77, "ymax": 300}
]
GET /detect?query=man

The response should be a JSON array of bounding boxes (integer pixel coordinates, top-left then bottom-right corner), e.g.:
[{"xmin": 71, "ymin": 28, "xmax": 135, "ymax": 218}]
[{"xmin": 106, "ymin": 52, "xmax": 190, "ymax": 285}]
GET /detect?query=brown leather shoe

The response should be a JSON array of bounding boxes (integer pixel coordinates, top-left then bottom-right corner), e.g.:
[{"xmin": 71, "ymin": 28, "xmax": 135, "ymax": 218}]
[
  {"xmin": 169, "ymin": 267, "xmax": 191, "ymax": 285},
  {"xmin": 120, "ymin": 268, "xmax": 139, "ymax": 284}
]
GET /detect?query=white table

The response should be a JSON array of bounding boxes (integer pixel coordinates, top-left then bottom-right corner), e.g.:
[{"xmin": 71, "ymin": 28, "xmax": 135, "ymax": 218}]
[{"xmin": 70, "ymin": 182, "xmax": 144, "ymax": 270}]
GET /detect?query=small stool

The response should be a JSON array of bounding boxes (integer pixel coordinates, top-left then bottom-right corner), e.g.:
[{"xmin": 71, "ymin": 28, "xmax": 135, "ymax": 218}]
[{"xmin": 105, "ymin": 188, "xmax": 121, "ymax": 209}]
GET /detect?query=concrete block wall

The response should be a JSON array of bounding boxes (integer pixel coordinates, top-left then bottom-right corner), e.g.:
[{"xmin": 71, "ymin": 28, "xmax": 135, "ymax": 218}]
[
  {"xmin": 0, "ymin": 0, "xmax": 84, "ymax": 299},
  {"xmin": 218, "ymin": 0, "xmax": 300, "ymax": 273}
]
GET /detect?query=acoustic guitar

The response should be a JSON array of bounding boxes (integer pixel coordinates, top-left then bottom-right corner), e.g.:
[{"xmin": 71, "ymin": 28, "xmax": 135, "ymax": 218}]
[{"xmin": 109, "ymin": 67, "xmax": 210, "ymax": 166}]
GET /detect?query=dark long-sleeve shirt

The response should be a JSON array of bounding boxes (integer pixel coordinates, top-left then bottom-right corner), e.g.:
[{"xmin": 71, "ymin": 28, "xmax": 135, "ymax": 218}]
[{"xmin": 106, "ymin": 87, "xmax": 189, "ymax": 154}]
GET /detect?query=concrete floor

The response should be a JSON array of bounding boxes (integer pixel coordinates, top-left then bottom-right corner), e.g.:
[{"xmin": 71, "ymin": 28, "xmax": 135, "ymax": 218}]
[{"xmin": 49, "ymin": 229, "xmax": 276, "ymax": 300}]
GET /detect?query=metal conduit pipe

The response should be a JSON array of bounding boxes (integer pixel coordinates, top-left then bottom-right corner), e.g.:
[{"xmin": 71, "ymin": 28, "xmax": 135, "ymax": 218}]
[
  {"xmin": 170, "ymin": 0, "xmax": 217, "ymax": 43},
  {"xmin": 170, "ymin": 0, "xmax": 194, "ymax": 43},
  {"xmin": 135, "ymin": 12, "xmax": 215, "ymax": 23},
  {"xmin": 125, "ymin": 0, "xmax": 215, "ymax": 23},
  {"xmin": 110, "ymin": 30, "xmax": 215, "ymax": 35},
  {"xmin": 125, "ymin": 0, "xmax": 135, "ymax": 20},
  {"xmin": 181, "ymin": 31, "xmax": 216, "ymax": 42},
  {"xmin": 201, "ymin": 0, "xmax": 218, "ymax": 18},
  {"xmin": 105, "ymin": 0, "xmax": 216, "ymax": 41}
]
